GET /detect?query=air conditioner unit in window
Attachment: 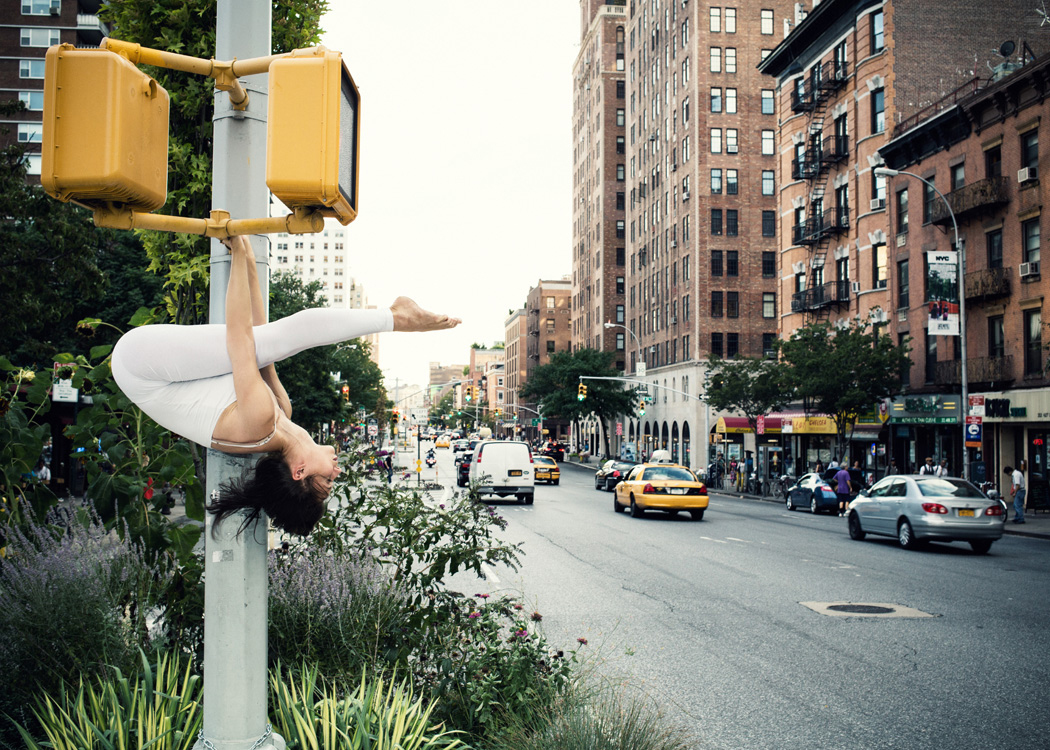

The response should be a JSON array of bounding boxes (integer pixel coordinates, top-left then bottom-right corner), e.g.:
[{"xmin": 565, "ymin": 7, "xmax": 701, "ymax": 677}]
[
  {"xmin": 850, "ymin": 281, "xmax": 860, "ymax": 294},
  {"xmin": 1020, "ymin": 260, "xmax": 1041, "ymax": 278},
  {"xmin": 671, "ymin": 240, "xmax": 678, "ymax": 248},
  {"xmin": 670, "ymin": 315, "xmax": 677, "ymax": 324},
  {"xmin": 683, "ymin": 190, "xmax": 690, "ymax": 200},
  {"xmin": 870, "ymin": 198, "xmax": 886, "ymax": 210},
  {"xmin": 727, "ymin": 144, "xmax": 739, "ymax": 153},
  {"xmin": 1018, "ymin": 166, "xmax": 1038, "ymax": 183},
  {"xmin": 50, "ymin": 0, "xmax": 60, "ymax": 14},
  {"xmin": 672, "ymin": 163, "xmax": 677, "ymax": 172}
]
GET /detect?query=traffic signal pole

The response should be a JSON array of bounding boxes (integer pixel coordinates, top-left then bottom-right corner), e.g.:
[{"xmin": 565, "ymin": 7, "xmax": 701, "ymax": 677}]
[{"xmin": 196, "ymin": 1, "xmax": 284, "ymax": 748}]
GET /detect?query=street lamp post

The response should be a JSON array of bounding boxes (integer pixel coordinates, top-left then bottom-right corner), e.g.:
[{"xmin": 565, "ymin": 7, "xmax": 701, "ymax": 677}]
[{"xmin": 874, "ymin": 167, "xmax": 968, "ymax": 481}]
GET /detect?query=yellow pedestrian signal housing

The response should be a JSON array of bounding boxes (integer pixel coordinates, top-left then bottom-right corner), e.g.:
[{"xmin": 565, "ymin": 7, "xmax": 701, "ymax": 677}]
[
  {"xmin": 341, "ymin": 384, "xmax": 349, "ymax": 402},
  {"xmin": 40, "ymin": 44, "xmax": 169, "ymax": 211},
  {"xmin": 465, "ymin": 386, "xmax": 473, "ymax": 402},
  {"xmin": 577, "ymin": 383, "xmax": 588, "ymax": 401},
  {"xmin": 267, "ymin": 47, "xmax": 361, "ymax": 225}
]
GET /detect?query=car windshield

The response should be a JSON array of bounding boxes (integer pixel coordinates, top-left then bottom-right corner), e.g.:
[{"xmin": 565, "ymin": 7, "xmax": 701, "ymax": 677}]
[
  {"xmin": 643, "ymin": 467, "xmax": 697, "ymax": 482},
  {"xmin": 915, "ymin": 477, "xmax": 985, "ymax": 498}
]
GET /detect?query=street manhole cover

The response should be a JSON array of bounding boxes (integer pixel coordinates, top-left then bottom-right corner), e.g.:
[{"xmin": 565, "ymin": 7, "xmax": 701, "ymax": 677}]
[
  {"xmin": 827, "ymin": 604, "xmax": 895, "ymax": 614},
  {"xmin": 800, "ymin": 601, "xmax": 937, "ymax": 619}
]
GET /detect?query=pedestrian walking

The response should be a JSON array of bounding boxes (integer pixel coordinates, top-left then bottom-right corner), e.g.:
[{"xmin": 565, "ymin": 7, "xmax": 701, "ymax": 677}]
[
  {"xmin": 935, "ymin": 459, "xmax": 949, "ymax": 478},
  {"xmin": 919, "ymin": 456, "xmax": 936, "ymax": 475},
  {"xmin": 111, "ymin": 234, "xmax": 459, "ymax": 537},
  {"xmin": 833, "ymin": 465, "xmax": 852, "ymax": 516},
  {"xmin": 828, "ymin": 457, "xmax": 840, "ymax": 470},
  {"xmin": 887, "ymin": 458, "xmax": 899, "ymax": 475},
  {"xmin": 1005, "ymin": 464, "xmax": 1026, "ymax": 524}
]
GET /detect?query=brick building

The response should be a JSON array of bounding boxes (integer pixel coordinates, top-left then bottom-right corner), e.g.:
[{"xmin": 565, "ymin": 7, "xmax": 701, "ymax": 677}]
[
  {"xmin": 524, "ymin": 279, "xmax": 572, "ymax": 441},
  {"xmin": 759, "ymin": 0, "xmax": 1048, "ymax": 475},
  {"xmin": 880, "ymin": 49, "xmax": 1050, "ymax": 496},
  {"xmin": 0, "ymin": 1, "xmax": 107, "ymax": 180}
]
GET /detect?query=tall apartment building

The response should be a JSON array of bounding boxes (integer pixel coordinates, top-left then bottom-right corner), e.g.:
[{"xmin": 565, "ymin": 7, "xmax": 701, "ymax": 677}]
[
  {"xmin": 1, "ymin": 0, "xmax": 107, "ymax": 179},
  {"xmin": 271, "ymin": 220, "xmax": 380, "ymax": 365},
  {"xmin": 572, "ymin": 0, "xmax": 628, "ymax": 368},
  {"xmin": 759, "ymin": 0, "xmax": 1047, "ymax": 473},
  {"xmin": 503, "ymin": 308, "xmax": 526, "ymax": 430},
  {"xmin": 525, "ymin": 279, "xmax": 572, "ymax": 441}
]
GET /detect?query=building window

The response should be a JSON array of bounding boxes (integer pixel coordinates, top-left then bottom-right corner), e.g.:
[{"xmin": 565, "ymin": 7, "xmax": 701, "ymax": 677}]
[
  {"xmin": 547, "ymin": 340, "xmax": 556, "ymax": 353},
  {"xmin": 616, "ymin": 333, "xmax": 625, "ymax": 351},
  {"xmin": 683, "ymin": 96, "xmax": 691, "ymax": 122},
  {"xmin": 616, "ymin": 108, "xmax": 625, "ymax": 126},
  {"xmin": 925, "ymin": 332, "xmax": 937, "ymax": 384},
  {"xmin": 17, "ymin": 123, "xmax": 42, "ymax": 143},
  {"xmin": 761, "ymin": 130, "xmax": 775, "ymax": 155},
  {"xmin": 725, "ymin": 48, "xmax": 737, "ymax": 73},
  {"xmin": 762, "ymin": 251, "xmax": 775, "ymax": 277},
  {"xmin": 726, "ymin": 8, "xmax": 737, "ymax": 32},
  {"xmin": 985, "ymin": 145, "xmax": 1002, "ymax": 179},
  {"xmin": 898, "ymin": 259, "xmax": 909, "ymax": 308},
  {"xmin": 18, "ymin": 91, "xmax": 43, "ymax": 111},
  {"xmin": 1023, "ymin": 218, "xmax": 1041, "ymax": 263},
  {"xmin": 712, "ymin": 333, "xmax": 724, "ymax": 358},
  {"xmin": 711, "ymin": 128, "xmax": 722, "ymax": 153},
  {"xmin": 727, "ymin": 250, "xmax": 739, "ymax": 277},
  {"xmin": 616, "ymin": 80, "xmax": 625, "ymax": 98},
  {"xmin": 896, "ymin": 189, "xmax": 909, "ymax": 234},
  {"xmin": 923, "ymin": 180, "xmax": 936, "ymax": 224},
  {"xmin": 986, "ymin": 228, "xmax": 1003, "ymax": 269},
  {"xmin": 989, "ymin": 315, "xmax": 1005, "ymax": 359},
  {"xmin": 727, "ymin": 333, "xmax": 739, "ymax": 358},
  {"xmin": 873, "ymin": 170, "xmax": 887, "ymax": 205},
  {"xmin": 725, "ymin": 88, "xmax": 737, "ymax": 113},
  {"xmin": 711, "ymin": 291, "xmax": 723, "ymax": 317},
  {"xmin": 873, "ymin": 243, "xmax": 888, "ymax": 289},
  {"xmin": 711, "ymin": 250, "xmax": 723, "ymax": 276},
  {"xmin": 711, "ymin": 87, "xmax": 722, "ymax": 113},
  {"xmin": 762, "ymin": 211, "xmax": 776, "ymax": 238},
  {"xmin": 684, "ymin": 295, "xmax": 690, "ymax": 321},
  {"xmin": 710, "ymin": 47, "xmax": 722, "ymax": 73},
  {"xmin": 726, "ymin": 169, "xmax": 738, "ymax": 194},
  {"xmin": 22, "ymin": 0, "xmax": 54, "ymax": 14},
  {"xmin": 19, "ymin": 58, "xmax": 45, "ymax": 79},
  {"xmin": 711, "ymin": 209, "xmax": 722, "ymax": 235},
  {"xmin": 616, "ymin": 304, "xmax": 625, "ymax": 323},
  {"xmin": 20, "ymin": 27, "xmax": 59, "ymax": 47},
  {"xmin": 761, "ymin": 89, "xmax": 774, "ymax": 115},
  {"xmin": 711, "ymin": 168, "xmax": 723, "ymax": 194},
  {"xmin": 727, "ymin": 292, "xmax": 739, "ymax": 318},
  {"xmin": 872, "ymin": 88, "xmax": 885, "ymax": 134},
  {"xmin": 617, "ymin": 135, "xmax": 625, "ymax": 155},
  {"xmin": 1022, "ymin": 130, "xmax": 1039, "ymax": 170},
  {"xmin": 616, "ymin": 220, "xmax": 625, "ymax": 238},
  {"xmin": 616, "ymin": 192, "xmax": 625, "ymax": 210},
  {"xmin": 710, "ymin": 7, "xmax": 721, "ymax": 32},
  {"xmin": 762, "ymin": 170, "xmax": 775, "ymax": 195},
  {"xmin": 760, "ymin": 8, "xmax": 774, "ymax": 34},
  {"xmin": 617, "ymin": 247, "xmax": 626, "ymax": 265},
  {"xmin": 950, "ymin": 163, "xmax": 965, "ymax": 191},
  {"xmin": 871, "ymin": 10, "xmax": 884, "ymax": 53},
  {"xmin": 726, "ymin": 129, "xmax": 738, "ymax": 153},
  {"xmin": 1025, "ymin": 309, "xmax": 1043, "ymax": 375},
  {"xmin": 726, "ymin": 209, "xmax": 738, "ymax": 236},
  {"xmin": 763, "ymin": 293, "xmax": 775, "ymax": 318},
  {"xmin": 617, "ymin": 164, "xmax": 625, "ymax": 181}
]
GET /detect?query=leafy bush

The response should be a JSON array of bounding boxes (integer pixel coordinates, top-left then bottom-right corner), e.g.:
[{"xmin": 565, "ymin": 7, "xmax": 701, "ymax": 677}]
[
  {"xmin": 0, "ymin": 507, "xmax": 171, "ymax": 739},
  {"xmin": 268, "ymin": 548, "xmax": 411, "ymax": 681}
]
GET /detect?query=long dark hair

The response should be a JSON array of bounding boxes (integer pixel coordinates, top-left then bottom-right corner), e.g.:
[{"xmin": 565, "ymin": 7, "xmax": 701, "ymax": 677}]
[{"xmin": 206, "ymin": 453, "xmax": 327, "ymax": 538}]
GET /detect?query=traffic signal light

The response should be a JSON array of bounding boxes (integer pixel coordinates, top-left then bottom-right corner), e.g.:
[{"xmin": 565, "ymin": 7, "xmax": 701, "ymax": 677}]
[
  {"xmin": 41, "ymin": 45, "xmax": 169, "ymax": 212},
  {"xmin": 577, "ymin": 383, "xmax": 588, "ymax": 401},
  {"xmin": 392, "ymin": 410, "xmax": 399, "ymax": 424},
  {"xmin": 638, "ymin": 398, "xmax": 646, "ymax": 416},
  {"xmin": 267, "ymin": 47, "xmax": 361, "ymax": 225},
  {"xmin": 465, "ymin": 386, "xmax": 473, "ymax": 402},
  {"xmin": 341, "ymin": 384, "xmax": 349, "ymax": 402}
]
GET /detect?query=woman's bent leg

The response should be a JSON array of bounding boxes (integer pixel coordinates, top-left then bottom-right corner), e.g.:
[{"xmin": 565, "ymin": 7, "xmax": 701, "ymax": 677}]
[{"xmin": 253, "ymin": 308, "xmax": 394, "ymax": 366}]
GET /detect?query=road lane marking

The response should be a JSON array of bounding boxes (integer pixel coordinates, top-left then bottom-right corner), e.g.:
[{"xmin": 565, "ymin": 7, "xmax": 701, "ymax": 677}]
[
  {"xmin": 481, "ymin": 563, "xmax": 501, "ymax": 584},
  {"xmin": 726, "ymin": 537, "xmax": 748, "ymax": 542},
  {"xmin": 699, "ymin": 536, "xmax": 728, "ymax": 544}
]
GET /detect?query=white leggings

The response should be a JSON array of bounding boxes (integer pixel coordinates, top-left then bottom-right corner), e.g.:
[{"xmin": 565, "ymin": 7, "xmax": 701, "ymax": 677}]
[{"xmin": 111, "ymin": 307, "xmax": 394, "ymax": 448}]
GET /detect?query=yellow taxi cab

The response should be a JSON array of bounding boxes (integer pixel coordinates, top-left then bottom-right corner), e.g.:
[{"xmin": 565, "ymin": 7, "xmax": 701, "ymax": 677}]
[
  {"xmin": 613, "ymin": 463, "xmax": 708, "ymax": 520},
  {"xmin": 435, "ymin": 436, "xmax": 451, "ymax": 448},
  {"xmin": 533, "ymin": 455, "xmax": 560, "ymax": 485}
]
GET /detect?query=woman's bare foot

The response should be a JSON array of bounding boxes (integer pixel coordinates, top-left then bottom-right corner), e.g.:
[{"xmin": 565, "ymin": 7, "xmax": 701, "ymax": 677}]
[{"xmin": 390, "ymin": 297, "xmax": 461, "ymax": 332}]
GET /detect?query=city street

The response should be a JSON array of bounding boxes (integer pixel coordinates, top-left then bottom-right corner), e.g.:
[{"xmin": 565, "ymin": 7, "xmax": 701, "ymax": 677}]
[{"xmin": 412, "ymin": 446, "xmax": 1050, "ymax": 750}]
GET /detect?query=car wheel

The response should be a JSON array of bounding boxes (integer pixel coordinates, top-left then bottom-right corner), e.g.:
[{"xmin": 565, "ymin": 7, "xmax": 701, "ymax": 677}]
[
  {"xmin": 969, "ymin": 539, "xmax": 993, "ymax": 555},
  {"xmin": 848, "ymin": 512, "xmax": 866, "ymax": 540},
  {"xmin": 605, "ymin": 479, "xmax": 615, "ymax": 492},
  {"xmin": 690, "ymin": 509, "xmax": 705, "ymax": 521},
  {"xmin": 898, "ymin": 518, "xmax": 920, "ymax": 550},
  {"xmin": 613, "ymin": 494, "xmax": 625, "ymax": 513},
  {"xmin": 553, "ymin": 479, "xmax": 560, "ymax": 486},
  {"xmin": 524, "ymin": 494, "xmax": 534, "ymax": 506},
  {"xmin": 630, "ymin": 496, "xmax": 645, "ymax": 518},
  {"xmin": 786, "ymin": 494, "xmax": 795, "ymax": 511},
  {"xmin": 810, "ymin": 496, "xmax": 819, "ymax": 514},
  {"xmin": 595, "ymin": 478, "xmax": 603, "ymax": 490}
]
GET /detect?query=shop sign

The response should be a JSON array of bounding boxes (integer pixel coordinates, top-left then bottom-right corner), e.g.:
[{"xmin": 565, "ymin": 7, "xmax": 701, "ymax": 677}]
[
  {"xmin": 791, "ymin": 416, "xmax": 837, "ymax": 434},
  {"xmin": 888, "ymin": 394, "xmax": 961, "ymax": 424}
]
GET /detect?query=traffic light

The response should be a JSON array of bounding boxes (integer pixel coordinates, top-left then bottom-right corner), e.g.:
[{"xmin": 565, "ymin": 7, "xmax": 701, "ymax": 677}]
[
  {"xmin": 465, "ymin": 385, "xmax": 473, "ymax": 402},
  {"xmin": 638, "ymin": 398, "xmax": 646, "ymax": 416},
  {"xmin": 267, "ymin": 47, "xmax": 361, "ymax": 225},
  {"xmin": 577, "ymin": 383, "xmax": 588, "ymax": 401},
  {"xmin": 341, "ymin": 384, "xmax": 349, "ymax": 402},
  {"xmin": 41, "ymin": 45, "xmax": 169, "ymax": 212},
  {"xmin": 392, "ymin": 410, "xmax": 399, "ymax": 424}
]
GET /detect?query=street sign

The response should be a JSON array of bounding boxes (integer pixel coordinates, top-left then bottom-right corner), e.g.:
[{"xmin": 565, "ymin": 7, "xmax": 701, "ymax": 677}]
[
  {"xmin": 965, "ymin": 416, "xmax": 983, "ymax": 448},
  {"xmin": 52, "ymin": 362, "xmax": 78, "ymax": 403},
  {"xmin": 757, "ymin": 416, "xmax": 765, "ymax": 435},
  {"xmin": 367, "ymin": 424, "xmax": 378, "ymax": 437},
  {"xmin": 968, "ymin": 395, "xmax": 985, "ymax": 417},
  {"xmin": 532, "ymin": 418, "xmax": 540, "ymax": 426},
  {"xmin": 616, "ymin": 422, "xmax": 623, "ymax": 436},
  {"xmin": 637, "ymin": 362, "xmax": 646, "ymax": 377}
]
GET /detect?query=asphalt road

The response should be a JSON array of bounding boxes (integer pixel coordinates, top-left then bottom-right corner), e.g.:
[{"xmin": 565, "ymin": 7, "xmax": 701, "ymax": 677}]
[{"xmin": 419, "ymin": 447, "xmax": 1050, "ymax": 750}]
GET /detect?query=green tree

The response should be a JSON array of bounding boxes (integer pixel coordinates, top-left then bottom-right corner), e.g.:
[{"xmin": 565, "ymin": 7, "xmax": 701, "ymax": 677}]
[
  {"xmin": 779, "ymin": 318, "xmax": 911, "ymax": 460},
  {"xmin": 703, "ymin": 355, "xmax": 794, "ymax": 431},
  {"xmin": 428, "ymin": 391, "xmax": 455, "ymax": 427},
  {"xmin": 519, "ymin": 349, "xmax": 637, "ymax": 456}
]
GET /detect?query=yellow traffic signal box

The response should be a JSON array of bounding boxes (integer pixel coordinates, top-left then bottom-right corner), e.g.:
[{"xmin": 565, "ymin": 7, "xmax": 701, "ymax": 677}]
[
  {"xmin": 267, "ymin": 47, "xmax": 360, "ymax": 225},
  {"xmin": 41, "ymin": 44, "xmax": 169, "ymax": 211}
]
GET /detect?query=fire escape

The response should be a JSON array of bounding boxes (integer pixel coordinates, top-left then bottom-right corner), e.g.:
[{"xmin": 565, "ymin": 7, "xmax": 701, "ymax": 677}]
[{"xmin": 789, "ymin": 58, "xmax": 850, "ymax": 321}]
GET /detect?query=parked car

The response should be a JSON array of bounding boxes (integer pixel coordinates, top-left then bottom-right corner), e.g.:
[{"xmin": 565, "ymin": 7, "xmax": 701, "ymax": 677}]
[
  {"xmin": 594, "ymin": 460, "xmax": 639, "ymax": 492},
  {"xmin": 613, "ymin": 463, "xmax": 709, "ymax": 520},
  {"xmin": 822, "ymin": 467, "xmax": 869, "ymax": 493},
  {"xmin": 457, "ymin": 452, "xmax": 473, "ymax": 487},
  {"xmin": 785, "ymin": 473, "xmax": 840, "ymax": 514},
  {"xmin": 435, "ymin": 436, "xmax": 451, "ymax": 449},
  {"xmin": 534, "ymin": 455, "xmax": 560, "ymax": 485},
  {"xmin": 847, "ymin": 475, "xmax": 1006, "ymax": 554},
  {"xmin": 468, "ymin": 440, "xmax": 534, "ymax": 504}
]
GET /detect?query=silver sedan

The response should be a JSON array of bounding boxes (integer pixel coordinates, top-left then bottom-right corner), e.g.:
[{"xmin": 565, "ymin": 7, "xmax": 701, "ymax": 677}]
[{"xmin": 847, "ymin": 475, "xmax": 1005, "ymax": 554}]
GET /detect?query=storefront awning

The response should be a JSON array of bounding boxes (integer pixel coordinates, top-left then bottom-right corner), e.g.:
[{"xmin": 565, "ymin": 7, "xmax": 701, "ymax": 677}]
[{"xmin": 714, "ymin": 417, "xmax": 783, "ymax": 434}]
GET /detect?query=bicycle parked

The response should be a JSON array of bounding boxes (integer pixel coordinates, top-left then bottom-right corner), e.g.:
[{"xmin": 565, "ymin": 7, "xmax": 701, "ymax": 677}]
[{"xmin": 771, "ymin": 474, "xmax": 790, "ymax": 500}]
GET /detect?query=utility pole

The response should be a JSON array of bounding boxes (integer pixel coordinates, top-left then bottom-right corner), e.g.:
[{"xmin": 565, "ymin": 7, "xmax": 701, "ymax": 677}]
[{"xmin": 197, "ymin": 1, "xmax": 284, "ymax": 748}]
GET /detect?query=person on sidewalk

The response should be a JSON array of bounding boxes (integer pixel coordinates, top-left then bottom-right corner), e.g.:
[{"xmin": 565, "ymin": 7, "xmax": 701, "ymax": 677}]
[
  {"xmin": 1005, "ymin": 465, "xmax": 1026, "ymax": 524},
  {"xmin": 834, "ymin": 465, "xmax": 852, "ymax": 517},
  {"xmin": 919, "ymin": 456, "xmax": 936, "ymax": 475},
  {"xmin": 935, "ymin": 459, "xmax": 950, "ymax": 477}
]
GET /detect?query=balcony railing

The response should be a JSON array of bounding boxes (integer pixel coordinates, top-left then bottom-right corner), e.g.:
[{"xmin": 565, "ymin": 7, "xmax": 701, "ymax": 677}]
[
  {"xmin": 965, "ymin": 266, "xmax": 1011, "ymax": 301},
  {"xmin": 930, "ymin": 176, "xmax": 1010, "ymax": 226},
  {"xmin": 790, "ymin": 280, "xmax": 851, "ymax": 312},
  {"xmin": 934, "ymin": 355, "xmax": 1014, "ymax": 386},
  {"xmin": 792, "ymin": 206, "xmax": 848, "ymax": 245},
  {"xmin": 818, "ymin": 60, "xmax": 849, "ymax": 93},
  {"xmin": 822, "ymin": 134, "xmax": 849, "ymax": 162}
]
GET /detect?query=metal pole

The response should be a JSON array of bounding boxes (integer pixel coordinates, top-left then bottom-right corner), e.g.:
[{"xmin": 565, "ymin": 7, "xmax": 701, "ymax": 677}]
[{"xmin": 197, "ymin": 0, "xmax": 283, "ymax": 748}]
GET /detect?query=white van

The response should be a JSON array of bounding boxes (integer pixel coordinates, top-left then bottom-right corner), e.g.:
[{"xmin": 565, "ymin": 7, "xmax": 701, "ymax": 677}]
[{"xmin": 468, "ymin": 440, "xmax": 535, "ymax": 504}]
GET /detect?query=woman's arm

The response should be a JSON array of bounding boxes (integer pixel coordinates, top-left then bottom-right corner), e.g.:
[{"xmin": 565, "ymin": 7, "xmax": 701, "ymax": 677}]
[{"xmin": 229, "ymin": 235, "xmax": 293, "ymax": 418}]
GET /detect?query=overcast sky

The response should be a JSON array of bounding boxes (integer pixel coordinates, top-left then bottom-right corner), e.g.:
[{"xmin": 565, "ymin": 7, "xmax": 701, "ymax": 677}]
[{"xmin": 319, "ymin": 2, "xmax": 581, "ymax": 389}]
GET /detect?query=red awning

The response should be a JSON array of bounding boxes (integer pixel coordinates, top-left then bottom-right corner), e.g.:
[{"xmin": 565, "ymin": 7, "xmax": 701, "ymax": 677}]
[{"xmin": 714, "ymin": 417, "xmax": 783, "ymax": 433}]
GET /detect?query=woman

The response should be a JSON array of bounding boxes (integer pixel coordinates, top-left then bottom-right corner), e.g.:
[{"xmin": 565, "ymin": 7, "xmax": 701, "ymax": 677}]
[{"xmin": 111, "ymin": 234, "xmax": 459, "ymax": 536}]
